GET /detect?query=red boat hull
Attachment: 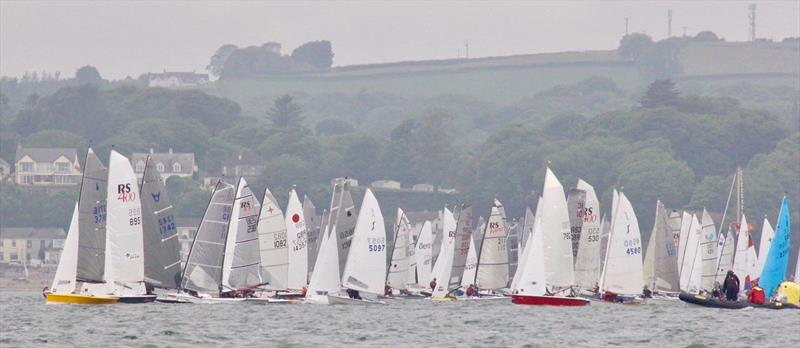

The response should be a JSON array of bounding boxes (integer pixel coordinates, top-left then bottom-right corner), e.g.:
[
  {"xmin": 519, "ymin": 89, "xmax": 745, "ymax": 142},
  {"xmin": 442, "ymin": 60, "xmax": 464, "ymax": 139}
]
[{"xmin": 511, "ymin": 294, "xmax": 590, "ymax": 306}]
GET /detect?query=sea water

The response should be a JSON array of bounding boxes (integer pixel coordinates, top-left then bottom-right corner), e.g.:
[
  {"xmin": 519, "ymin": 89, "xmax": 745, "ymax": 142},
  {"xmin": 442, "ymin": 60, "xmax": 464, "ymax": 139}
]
[{"xmin": 1, "ymin": 292, "xmax": 797, "ymax": 347}]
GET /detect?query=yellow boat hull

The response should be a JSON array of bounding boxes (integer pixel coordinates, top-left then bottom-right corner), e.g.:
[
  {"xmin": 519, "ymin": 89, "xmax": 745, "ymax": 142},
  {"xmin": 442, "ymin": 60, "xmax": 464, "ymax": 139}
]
[
  {"xmin": 431, "ymin": 296, "xmax": 457, "ymax": 302},
  {"xmin": 46, "ymin": 293, "xmax": 119, "ymax": 304}
]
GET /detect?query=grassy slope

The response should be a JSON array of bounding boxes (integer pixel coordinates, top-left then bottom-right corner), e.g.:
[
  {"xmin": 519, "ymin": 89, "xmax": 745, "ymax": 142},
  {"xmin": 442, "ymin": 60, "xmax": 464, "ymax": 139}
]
[{"xmin": 203, "ymin": 41, "xmax": 799, "ymax": 117}]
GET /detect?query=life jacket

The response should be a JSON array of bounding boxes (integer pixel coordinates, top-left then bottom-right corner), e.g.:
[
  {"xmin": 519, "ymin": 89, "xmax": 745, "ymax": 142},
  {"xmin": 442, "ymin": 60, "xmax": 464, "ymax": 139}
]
[{"xmin": 748, "ymin": 286, "xmax": 765, "ymax": 305}]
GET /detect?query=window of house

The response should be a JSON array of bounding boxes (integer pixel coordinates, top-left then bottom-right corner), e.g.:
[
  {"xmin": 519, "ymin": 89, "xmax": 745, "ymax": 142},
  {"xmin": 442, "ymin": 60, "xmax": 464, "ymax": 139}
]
[
  {"xmin": 0, "ymin": 252, "xmax": 4, "ymax": 261},
  {"xmin": 37, "ymin": 162, "xmax": 54, "ymax": 173},
  {"xmin": 172, "ymin": 162, "xmax": 181, "ymax": 173},
  {"xmin": 21, "ymin": 175, "xmax": 33, "ymax": 184},
  {"xmin": 136, "ymin": 161, "xmax": 145, "ymax": 173},
  {"xmin": 27, "ymin": 240, "xmax": 32, "ymax": 248},
  {"xmin": 54, "ymin": 176, "xmax": 64, "ymax": 184},
  {"xmin": 20, "ymin": 163, "xmax": 33, "ymax": 172},
  {"xmin": 56, "ymin": 162, "xmax": 70, "ymax": 173},
  {"xmin": 12, "ymin": 240, "xmax": 16, "ymax": 247},
  {"xmin": 10, "ymin": 253, "xmax": 18, "ymax": 261},
  {"xmin": 156, "ymin": 162, "xmax": 165, "ymax": 172}
]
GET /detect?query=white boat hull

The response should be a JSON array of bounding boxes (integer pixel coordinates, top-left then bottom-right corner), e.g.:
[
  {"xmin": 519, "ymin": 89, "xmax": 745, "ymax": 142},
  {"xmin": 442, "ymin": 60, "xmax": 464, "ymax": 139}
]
[{"xmin": 328, "ymin": 294, "xmax": 387, "ymax": 305}]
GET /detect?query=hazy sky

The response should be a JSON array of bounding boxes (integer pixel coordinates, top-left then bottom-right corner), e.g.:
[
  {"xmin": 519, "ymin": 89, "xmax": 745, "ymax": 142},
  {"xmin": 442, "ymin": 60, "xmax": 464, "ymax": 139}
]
[{"xmin": 1, "ymin": 1, "xmax": 798, "ymax": 79}]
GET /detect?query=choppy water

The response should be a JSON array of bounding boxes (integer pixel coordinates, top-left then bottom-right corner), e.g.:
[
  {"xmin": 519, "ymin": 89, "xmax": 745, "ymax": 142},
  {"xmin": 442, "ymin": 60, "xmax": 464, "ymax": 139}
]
[{"xmin": 1, "ymin": 291, "xmax": 798, "ymax": 347}]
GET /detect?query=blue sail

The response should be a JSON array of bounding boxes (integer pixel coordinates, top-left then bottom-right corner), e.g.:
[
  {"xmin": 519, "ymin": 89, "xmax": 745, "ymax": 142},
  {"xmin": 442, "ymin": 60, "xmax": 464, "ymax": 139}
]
[{"xmin": 759, "ymin": 197, "xmax": 791, "ymax": 297}]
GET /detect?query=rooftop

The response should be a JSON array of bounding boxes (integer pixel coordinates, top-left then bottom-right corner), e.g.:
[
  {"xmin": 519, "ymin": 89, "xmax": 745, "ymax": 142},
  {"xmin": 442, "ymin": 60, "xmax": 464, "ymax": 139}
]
[
  {"xmin": 0, "ymin": 227, "xmax": 66, "ymax": 240},
  {"xmin": 15, "ymin": 147, "xmax": 78, "ymax": 163}
]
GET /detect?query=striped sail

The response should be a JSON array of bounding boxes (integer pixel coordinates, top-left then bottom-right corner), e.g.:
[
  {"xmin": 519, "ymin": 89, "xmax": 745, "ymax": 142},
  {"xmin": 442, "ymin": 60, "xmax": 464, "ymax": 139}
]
[
  {"xmin": 387, "ymin": 208, "xmax": 411, "ymax": 289},
  {"xmin": 221, "ymin": 178, "xmax": 262, "ymax": 291},
  {"xmin": 257, "ymin": 188, "xmax": 288, "ymax": 290},
  {"xmin": 573, "ymin": 179, "xmax": 601, "ymax": 290},
  {"xmin": 140, "ymin": 155, "xmax": 181, "ymax": 289},
  {"xmin": 76, "ymin": 148, "xmax": 107, "ymax": 283},
  {"xmin": 181, "ymin": 180, "xmax": 234, "ymax": 294}
]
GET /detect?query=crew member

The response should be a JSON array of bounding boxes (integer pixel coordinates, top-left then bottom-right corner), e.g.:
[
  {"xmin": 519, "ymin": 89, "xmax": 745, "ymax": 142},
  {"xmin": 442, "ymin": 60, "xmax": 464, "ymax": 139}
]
[
  {"xmin": 430, "ymin": 278, "xmax": 437, "ymax": 291},
  {"xmin": 722, "ymin": 270, "xmax": 740, "ymax": 301},
  {"xmin": 747, "ymin": 281, "xmax": 765, "ymax": 305}
]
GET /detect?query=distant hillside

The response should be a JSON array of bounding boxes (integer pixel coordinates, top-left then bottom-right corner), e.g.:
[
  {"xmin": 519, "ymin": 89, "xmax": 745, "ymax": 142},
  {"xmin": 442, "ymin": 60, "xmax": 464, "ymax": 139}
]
[{"xmin": 204, "ymin": 41, "xmax": 799, "ymax": 116}]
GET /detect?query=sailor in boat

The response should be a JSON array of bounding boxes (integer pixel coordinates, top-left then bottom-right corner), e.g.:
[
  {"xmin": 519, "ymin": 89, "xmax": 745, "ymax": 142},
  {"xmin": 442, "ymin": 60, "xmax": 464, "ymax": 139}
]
[
  {"xmin": 384, "ymin": 285, "xmax": 393, "ymax": 297},
  {"xmin": 42, "ymin": 286, "xmax": 49, "ymax": 299},
  {"xmin": 722, "ymin": 271, "xmax": 741, "ymax": 301},
  {"xmin": 346, "ymin": 288, "xmax": 362, "ymax": 300},
  {"xmin": 711, "ymin": 282, "xmax": 723, "ymax": 300},
  {"xmin": 466, "ymin": 284, "xmax": 475, "ymax": 297},
  {"xmin": 430, "ymin": 278, "xmax": 437, "ymax": 292},
  {"xmin": 746, "ymin": 280, "xmax": 766, "ymax": 305},
  {"xmin": 642, "ymin": 285, "xmax": 652, "ymax": 299}
]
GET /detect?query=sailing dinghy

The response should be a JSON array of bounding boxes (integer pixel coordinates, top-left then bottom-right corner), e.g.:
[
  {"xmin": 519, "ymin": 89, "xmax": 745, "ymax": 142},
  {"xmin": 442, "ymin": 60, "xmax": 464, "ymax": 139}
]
[
  {"xmin": 328, "ymin": 189, "xmax": 388, "ymax": 305},
  {"xmin": 46, "ymin": 202, "xmax": 118, "ymax": 304},
  {"xmin": 511, "ymin": 168, "xmax": 588, "ymax": 306},
  {"xmin": 596, "ymin": 190, "xmax": 645, "ymax": 304}
]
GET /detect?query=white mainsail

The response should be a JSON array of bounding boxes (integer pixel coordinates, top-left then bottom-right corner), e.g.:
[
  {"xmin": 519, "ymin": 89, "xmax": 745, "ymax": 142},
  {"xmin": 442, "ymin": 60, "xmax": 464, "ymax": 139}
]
[
  {"xmin": 754, "ymin": 218, "xmax": 774, "ymax": 282},
  {"xmin": 519, "ymin": 206, "xmax": 535, "ymax": 255},
  {"xmin": 644, "ymin": 200, "xmax": 680, "ymax": 292},
  {"xmin": 303, "ymin": 195, "xmax": 321, "ymax": 277},
  {"xmin": 51, "ymin": 203, "xmax": 79, "ymax": 294},
  {"xmin": 105, "ymin": 150, "xmax": 146, "ymax": 296},
  {"xmin": 306, "ymin": 227, "xmax": 341, "ymax": 304},
  {"xmin": 679, "ymin": 214, "xmax": 702, "ymax": 293},
  {"xmin": 511, "ymin": 199, "xmax": 542, "ymax": 293},
  {"xmin": 699, "ymin": 209, "xmax": 718, "ymax": 291},
  {"xmin": 599, "ymin": 191, "xmax": 643, "ymax": 295},
  {"xmin": 460, "ymin": 236, "xmax": 478, "ymax": 288},
  {"xmin": 515, "ymin": 209, "xmax": 546, "ymax": 296},
  {"xmin": 414, "ymin": 221, "xmax": 434, "ymax": 288},
  {"xmin": 341, "ymin": 189, "xmax": 386, "ymax": 295},
  {"xmin": 475, "ymin": 199, "xmax": 509, "ymax": 290},
  {"xmin": 732, "ymin": 214, "xmax": 750, "ymax": 292},
  {"xmin": 329, "ymin": 179, "xmax": 357, "ymax": 276},
  {"xmin": 715, "ymin": 226, "xmax": 736, "ymax": 284},
  {"xmin": 677, "ymin": 211, "xmax": 692, "ymax": 275},
  {"xmin": 285, "ymin": 188, "xmax": 309, "ymax": 290},
  {"xmin": 431, "ymin": 207, "xmax": 458, "ymax": 297},
  {"xmin": 573, "ymin": 179, "xmax": 601, "ymax": 290},
  {"xmin": 540, "ymin": 168, "xmax": 574, "ymax": 288},
  {"xmin": 221, "ymin": 178, "xmax": 262, "ymax": 291},
  {"xmin": 257, "ymin": 188, "xmax": 288, "ymax": 290},
  {"xmin": 387, "ymin": 208, "xmax": 411, "ymax": 289}
]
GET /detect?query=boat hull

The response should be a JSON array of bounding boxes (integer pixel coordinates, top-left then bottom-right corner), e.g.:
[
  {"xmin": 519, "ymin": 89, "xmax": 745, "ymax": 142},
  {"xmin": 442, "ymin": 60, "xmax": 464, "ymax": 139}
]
[
  {"xmin": 678, "ymin": 292, "xmax": 749, "ymax": 309},
  {"xmin": 46, "ymin": 293, "xmax": 118, "ymax": 304},
  {"xmin": 116, "ymin": 295, "xmax": 157, "ymax": 303},
  {"xmin": 512, "ymin": 294, "xmax": 590, "ymax": 306},
  {"xmin": 328, "ymin": 294, "xmax": 387, "ymax": 305},
  {"xmin": 245, "ymin": 297, "xmax": 297, "ymax": 304}
]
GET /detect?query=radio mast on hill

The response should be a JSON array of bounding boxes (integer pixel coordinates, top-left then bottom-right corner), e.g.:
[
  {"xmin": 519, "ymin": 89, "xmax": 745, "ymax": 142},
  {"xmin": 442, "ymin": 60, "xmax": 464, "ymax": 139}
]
[{"xmin": 748, "ymin": 4, "xmax": 757, "ymax": 41}]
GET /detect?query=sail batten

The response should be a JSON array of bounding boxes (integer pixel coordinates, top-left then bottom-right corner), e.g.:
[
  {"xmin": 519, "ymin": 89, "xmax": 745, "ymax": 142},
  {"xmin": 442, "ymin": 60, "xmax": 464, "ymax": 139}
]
[{"xmin": 140, "ymin": 155, "xmax": 181, "ymax": 289}]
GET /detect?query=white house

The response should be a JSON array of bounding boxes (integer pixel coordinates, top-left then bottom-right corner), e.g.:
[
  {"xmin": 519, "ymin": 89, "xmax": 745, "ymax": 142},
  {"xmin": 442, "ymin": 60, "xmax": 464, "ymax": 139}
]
[
  {"xmin": 147, "ymin": 71, "xmax": 209, "ymax": 88},
  {"xmin": 14, "ymin": 147, "xmax": 81, "ymax": 186},
  {"xmin": 371, "ymin": 180, "xmax": 402, "ymax": 190},
  {"xmin": 412, "ymin": 183, "xmax": 435, "ymax": 192},
  {"xmin": 131, "ymin": 148, "xmax": 197, "ymax": 181}
]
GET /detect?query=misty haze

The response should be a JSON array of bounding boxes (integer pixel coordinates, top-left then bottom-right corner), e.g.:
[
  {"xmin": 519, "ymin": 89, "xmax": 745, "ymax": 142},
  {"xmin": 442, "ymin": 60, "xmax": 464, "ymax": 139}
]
[{"xmin": 0, "ymin": 1, "xmax": 799, "ymax": 347}]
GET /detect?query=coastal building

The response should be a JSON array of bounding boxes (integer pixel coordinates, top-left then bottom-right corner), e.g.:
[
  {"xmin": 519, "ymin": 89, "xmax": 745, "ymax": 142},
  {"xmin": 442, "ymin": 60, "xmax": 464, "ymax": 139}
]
[
  {"xmin": 131, "ymin": 148, "xmax": 197, "ymax": 181},
  {"xmin": 405, "ymin": 210, "xmax": 441, "ymax": 241},
  {"xmin": 147, "ymin": 71, "xmax": 209, "ymax": 88},
  {"xmin": 175, "ymin": 217, "xmax": 200, "ymax": 267},
  {"xmin": 14, "ymin": 147, "xmax": 81, "ymax": 187},
  {"xmin": 0, "ymin": 227, "xmax": 66, "ymax": 265},
  {"xmin": 221, "ymin": 149, "xmax": 266, "ymax": 180},
  {"xmin": 371, "ymin": 180, "xmax": 402, "ymax": 190},
  {"xmin": 330, "ymin": 177, "xmax": 358, "ymax": 188},
  {"xmin": 412, "ymin": 183, "xmax": 435, "ymax": 192}
]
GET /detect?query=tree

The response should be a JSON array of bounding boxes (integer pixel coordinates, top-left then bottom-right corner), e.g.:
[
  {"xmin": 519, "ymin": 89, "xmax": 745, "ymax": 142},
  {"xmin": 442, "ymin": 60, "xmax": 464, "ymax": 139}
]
[
  {"xmin": 267, "ymin": 94, "xmax": 303, "ymax": 129},
  {"xmin": 694, "ymin": 31, "xmax": 721, "ymax": 42},
  {"xmin": 207, "ymin": 44, "xmax": 238, "ymax": 77},
  {"xmin": 75, "ymin": 65, "xmax": 102, "ymax": 84},
  {"xmin": 641, "ymin": 80, "xmax": 679, "ymax": 108},
  {"xmin": 618, "ymin": 33, "xmax": 654, "ymax": 60},
  {"xmin": 291, "ymin": 41, "xmax": 334, "ymax": 69},
  {"xmin": 315, "ymin": 118, "xmax": 354, "ymax": 136}
]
